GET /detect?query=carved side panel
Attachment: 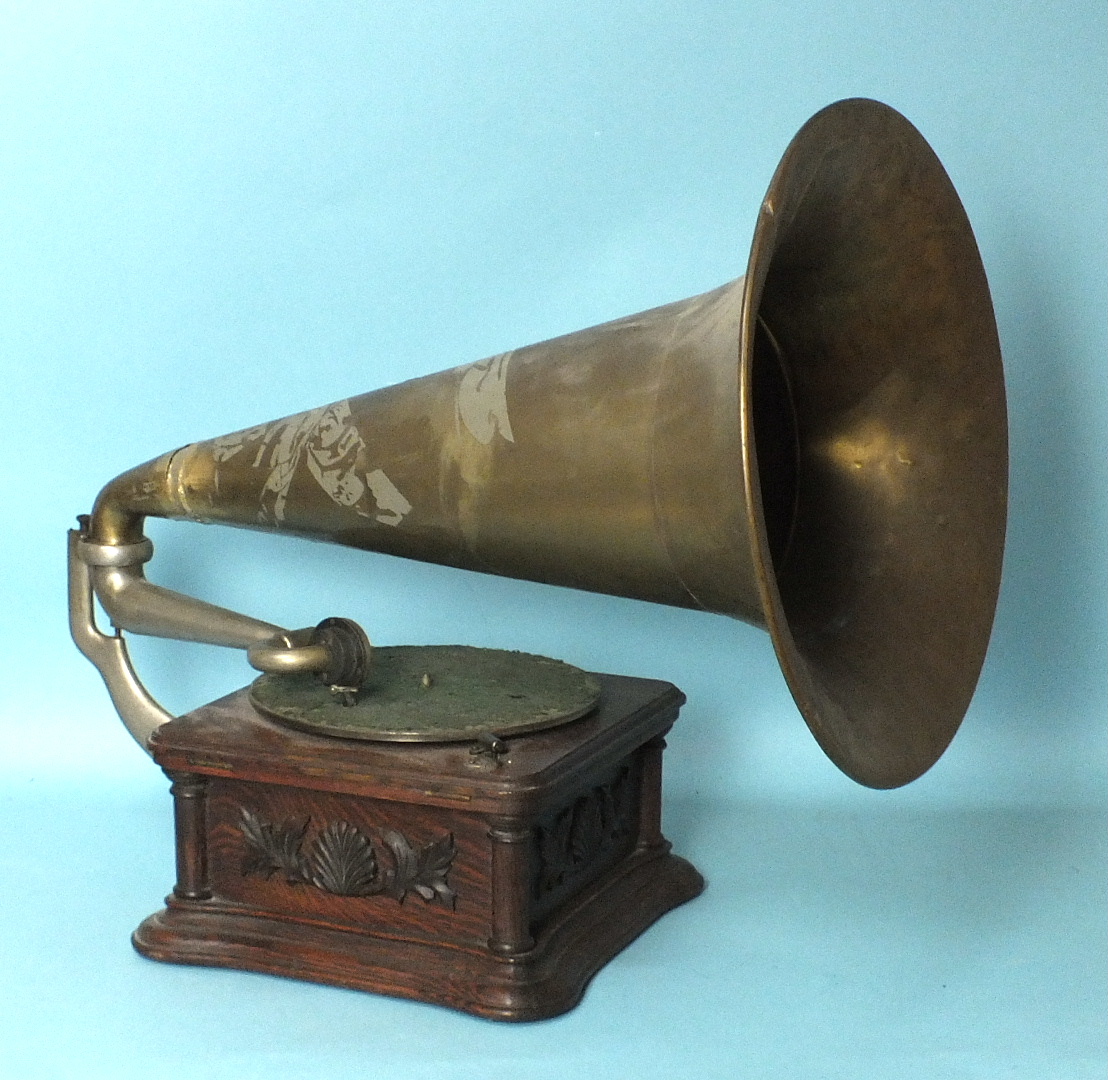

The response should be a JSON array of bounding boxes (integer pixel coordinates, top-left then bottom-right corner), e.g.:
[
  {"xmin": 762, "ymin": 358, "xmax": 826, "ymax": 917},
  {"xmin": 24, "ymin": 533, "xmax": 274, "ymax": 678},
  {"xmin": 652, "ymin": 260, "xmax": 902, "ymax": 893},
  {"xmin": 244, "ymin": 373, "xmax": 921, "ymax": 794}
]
[
  {"xmin": 529, "ymin": 759, "xmax": 639, "ymax": 927},
  {"xmin": 203, "ymin": 779, "xmax": 492, "ymax": 949},
  {"xmin": 238, "ymin": 809, "xmax": 457, "ymax": 907}
]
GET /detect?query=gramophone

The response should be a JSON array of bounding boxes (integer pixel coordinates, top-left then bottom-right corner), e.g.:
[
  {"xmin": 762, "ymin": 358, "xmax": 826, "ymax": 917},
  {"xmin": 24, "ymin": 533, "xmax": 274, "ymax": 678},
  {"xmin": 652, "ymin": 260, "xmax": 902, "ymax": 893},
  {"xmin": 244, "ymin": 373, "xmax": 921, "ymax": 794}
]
[{"xmin": 69, "ymin": 99, "xmax": 1007, "ymax": 1020}]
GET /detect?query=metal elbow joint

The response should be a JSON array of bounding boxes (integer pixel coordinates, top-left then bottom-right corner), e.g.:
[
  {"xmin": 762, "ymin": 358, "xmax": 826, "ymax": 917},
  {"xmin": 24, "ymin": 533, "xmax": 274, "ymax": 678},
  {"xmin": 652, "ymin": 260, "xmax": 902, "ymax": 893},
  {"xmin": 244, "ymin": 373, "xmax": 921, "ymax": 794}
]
[{"xmin": 70, "ymin": 485, "xmax": 371, "ymax": 750}]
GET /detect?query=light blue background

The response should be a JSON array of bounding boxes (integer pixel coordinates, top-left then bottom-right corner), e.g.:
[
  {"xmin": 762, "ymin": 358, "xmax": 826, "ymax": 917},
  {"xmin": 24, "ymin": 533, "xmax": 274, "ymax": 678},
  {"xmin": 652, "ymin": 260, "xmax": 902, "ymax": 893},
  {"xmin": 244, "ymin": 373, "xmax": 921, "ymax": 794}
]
[{"xmin": 1, "ymin": 3, "xmax": 1104, "ymax": 1078}]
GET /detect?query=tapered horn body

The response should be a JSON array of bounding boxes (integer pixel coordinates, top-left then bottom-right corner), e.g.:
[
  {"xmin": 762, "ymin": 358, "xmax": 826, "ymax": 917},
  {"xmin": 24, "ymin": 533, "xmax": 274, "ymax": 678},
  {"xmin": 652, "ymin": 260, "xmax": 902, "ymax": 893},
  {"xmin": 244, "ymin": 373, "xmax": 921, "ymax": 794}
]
[
  {"xmin": 83, "ymin": 99, "xmax": 1007, "ymax": 788},
  {"xmin": 155, "ymin": 278, "xmax": 761, "ymax": 616}
]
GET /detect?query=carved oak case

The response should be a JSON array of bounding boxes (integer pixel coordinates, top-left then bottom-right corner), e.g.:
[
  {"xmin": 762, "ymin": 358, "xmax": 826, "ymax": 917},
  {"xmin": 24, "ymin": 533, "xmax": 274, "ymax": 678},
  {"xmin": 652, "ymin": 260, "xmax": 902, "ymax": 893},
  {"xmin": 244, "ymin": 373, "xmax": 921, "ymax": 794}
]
[{"xmin": 133, "ymin": 672, "xmax": 703, "ymax": 1020}]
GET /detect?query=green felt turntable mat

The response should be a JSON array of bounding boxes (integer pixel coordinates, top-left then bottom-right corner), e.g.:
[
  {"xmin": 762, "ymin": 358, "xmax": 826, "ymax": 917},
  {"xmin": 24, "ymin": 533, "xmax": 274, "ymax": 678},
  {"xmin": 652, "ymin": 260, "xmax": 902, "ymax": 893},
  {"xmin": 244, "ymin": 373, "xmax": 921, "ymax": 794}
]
[{"xmin": 249, "ymin": 644, "xmax": 602, "ymax": 742}]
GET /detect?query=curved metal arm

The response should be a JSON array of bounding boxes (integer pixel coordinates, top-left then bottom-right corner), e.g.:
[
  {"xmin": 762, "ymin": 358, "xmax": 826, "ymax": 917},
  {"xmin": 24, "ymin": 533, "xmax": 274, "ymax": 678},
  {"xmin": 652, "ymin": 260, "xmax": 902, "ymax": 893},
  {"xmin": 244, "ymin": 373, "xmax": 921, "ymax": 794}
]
[
  {"xmin": 69, "ymin": 525, "xmax": 359, "ymax": 750},
  {"xmin": 82, "ymin": 539, "xmax": 290, "ymax": 650},
  {"xmin": 75, "ymin": 525, "xmax": 340, "ymax": 665},
  {"xmin": 68, "ymin": 529, "xmax": 173, "ymax": 752},
  {"xmin": 247, "ymin": 639, "xmax": 332, "ymax": 673}
]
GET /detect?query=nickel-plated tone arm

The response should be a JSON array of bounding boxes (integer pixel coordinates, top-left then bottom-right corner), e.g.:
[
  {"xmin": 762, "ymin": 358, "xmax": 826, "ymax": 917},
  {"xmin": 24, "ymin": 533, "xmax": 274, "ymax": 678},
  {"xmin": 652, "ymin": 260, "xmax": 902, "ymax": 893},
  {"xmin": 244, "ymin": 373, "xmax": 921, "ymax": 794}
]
[
  {"xmin": 69, "ymin": 522, "xmax": 327, "ymax": 752},
  {"xmin": 69, "ymin": 450, "xmax": 372, "ymax": 748},
  {"xmin": 79, "ymin": 532, "xmax": 289, "ymax": 650},
  {"xmin": 68, "ymin": 528, "xmax": 173, "ymax": 751}
]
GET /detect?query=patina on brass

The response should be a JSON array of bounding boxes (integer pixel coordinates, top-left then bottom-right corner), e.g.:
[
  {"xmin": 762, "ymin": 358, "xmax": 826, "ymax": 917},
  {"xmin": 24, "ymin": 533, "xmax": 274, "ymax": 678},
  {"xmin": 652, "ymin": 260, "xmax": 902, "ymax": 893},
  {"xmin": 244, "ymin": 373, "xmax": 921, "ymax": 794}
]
[{"xmin": 70, "ymin": 98, "xmax": 1007, "ymax": 788}]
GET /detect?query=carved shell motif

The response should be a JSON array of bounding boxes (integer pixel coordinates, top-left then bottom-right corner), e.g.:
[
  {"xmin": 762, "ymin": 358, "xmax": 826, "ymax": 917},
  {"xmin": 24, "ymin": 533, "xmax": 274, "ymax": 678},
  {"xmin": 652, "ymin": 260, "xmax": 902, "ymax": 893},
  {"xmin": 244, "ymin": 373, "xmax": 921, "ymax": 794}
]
[
  {"xmin": 307, "ymin": 821, "xmax": 379, "ymax": 896},
  {"xmin": 239, "ymin": 808, "xmax": 456, "ymax": 908}
]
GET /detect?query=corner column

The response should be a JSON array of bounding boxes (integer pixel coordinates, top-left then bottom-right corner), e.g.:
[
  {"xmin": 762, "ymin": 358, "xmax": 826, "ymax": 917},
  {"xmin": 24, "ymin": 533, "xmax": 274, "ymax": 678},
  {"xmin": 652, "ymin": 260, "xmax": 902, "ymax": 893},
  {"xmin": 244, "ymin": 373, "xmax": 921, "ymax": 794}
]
[
  {"xmin": 636, "ymin": 734, "xmax": 669, "ymax": 853},
  {"xmin": 487, "ymin": 819, "xmax": 535, "ymax": 956},
  {"xmin": 165, "ymin": 770, "xmax": 211, "ymax": 901}
]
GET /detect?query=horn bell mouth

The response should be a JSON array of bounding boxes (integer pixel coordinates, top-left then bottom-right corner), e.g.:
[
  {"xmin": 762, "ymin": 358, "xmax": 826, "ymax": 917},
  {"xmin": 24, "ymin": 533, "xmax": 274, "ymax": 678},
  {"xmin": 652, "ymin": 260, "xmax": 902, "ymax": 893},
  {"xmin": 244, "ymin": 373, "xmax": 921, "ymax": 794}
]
[{"xmin": 740, "ymin": 99, "xmax": 1008, "ymax": 788}]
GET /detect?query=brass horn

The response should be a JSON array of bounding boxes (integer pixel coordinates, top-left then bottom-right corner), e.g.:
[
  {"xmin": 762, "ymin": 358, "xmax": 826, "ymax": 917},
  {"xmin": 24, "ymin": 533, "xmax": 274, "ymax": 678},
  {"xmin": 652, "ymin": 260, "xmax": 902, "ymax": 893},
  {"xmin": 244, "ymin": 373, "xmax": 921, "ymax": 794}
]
[{"xmin": 70, "ymin": 99, "xmax": 1007, "ymax": 789}]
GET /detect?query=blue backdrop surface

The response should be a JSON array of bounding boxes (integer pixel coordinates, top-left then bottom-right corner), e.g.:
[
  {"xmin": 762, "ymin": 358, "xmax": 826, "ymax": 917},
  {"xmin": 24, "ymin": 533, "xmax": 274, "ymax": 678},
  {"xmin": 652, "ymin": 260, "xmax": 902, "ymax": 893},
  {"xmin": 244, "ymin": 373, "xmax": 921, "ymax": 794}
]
[{"xmin": 0, "ymin": 3, "xmax": 1104, "ymax": 1078}]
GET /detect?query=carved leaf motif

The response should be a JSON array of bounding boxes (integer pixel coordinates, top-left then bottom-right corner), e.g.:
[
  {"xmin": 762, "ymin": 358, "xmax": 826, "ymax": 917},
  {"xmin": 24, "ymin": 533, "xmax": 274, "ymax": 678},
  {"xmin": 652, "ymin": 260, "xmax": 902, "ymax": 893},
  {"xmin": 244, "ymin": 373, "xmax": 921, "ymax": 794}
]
[
  {"xmin": 382, "ymin": 829, "xmax": 457, "ymax": 908},
  {"xmin": 537, "ymin": 818, "xmax": 569, "ymax": 895},
  {"xmin": 237, "ymin": 812, "xmax": 455, "ymax": 907},
  {"xmin": 239, "ymin": 808, "xmax": 308, "ymax": 883},
  {"xmin": 569, "ymin": 796, "xmax": 603, "ymax": 865},
  {"xmin": 381, "ymin": 828, "xmax": 417, "ymax": 897},
  {"xmin": 532, "ymin": 765, "xmax": 635, "ymax": 901},
  {"xmin": 305, "ymin": 821, "xmax": 382, "ymax": 897},
  {"xmin": 414, "ymin": 832, "xmax": 458, "ymax": 907},
  {"xmin": 598, "ymin": 766, "xmax": 632, "ymax": 841}
]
